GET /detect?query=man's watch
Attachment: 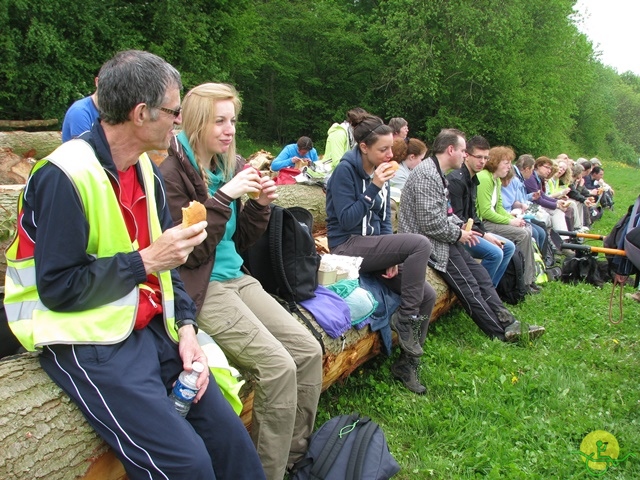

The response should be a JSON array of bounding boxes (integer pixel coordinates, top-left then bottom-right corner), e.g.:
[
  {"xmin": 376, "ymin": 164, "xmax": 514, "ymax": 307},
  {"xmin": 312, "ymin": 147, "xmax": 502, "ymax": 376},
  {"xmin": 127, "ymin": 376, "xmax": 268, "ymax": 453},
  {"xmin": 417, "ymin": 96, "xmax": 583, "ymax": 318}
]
[{"xmin": 175, "ymin": 318, "xmax": 199, "ymax": 334}]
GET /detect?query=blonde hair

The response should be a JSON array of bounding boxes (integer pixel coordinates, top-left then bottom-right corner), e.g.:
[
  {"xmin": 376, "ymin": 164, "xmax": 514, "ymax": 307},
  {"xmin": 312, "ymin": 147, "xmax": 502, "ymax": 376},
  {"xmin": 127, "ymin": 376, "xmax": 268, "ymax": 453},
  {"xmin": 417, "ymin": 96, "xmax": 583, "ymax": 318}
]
[{"xmin": 181, "ymin": 83, "xmax": 242, "ymax": 183}]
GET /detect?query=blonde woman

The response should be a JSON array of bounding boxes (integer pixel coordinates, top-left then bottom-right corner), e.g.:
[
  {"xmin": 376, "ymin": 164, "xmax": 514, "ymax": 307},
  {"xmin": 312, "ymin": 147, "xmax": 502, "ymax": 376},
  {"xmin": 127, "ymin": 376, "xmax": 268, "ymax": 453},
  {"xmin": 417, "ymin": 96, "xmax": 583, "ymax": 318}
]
[{"xmin": 159, "ymin": 83, "xmax": 322, "ymax": 479}]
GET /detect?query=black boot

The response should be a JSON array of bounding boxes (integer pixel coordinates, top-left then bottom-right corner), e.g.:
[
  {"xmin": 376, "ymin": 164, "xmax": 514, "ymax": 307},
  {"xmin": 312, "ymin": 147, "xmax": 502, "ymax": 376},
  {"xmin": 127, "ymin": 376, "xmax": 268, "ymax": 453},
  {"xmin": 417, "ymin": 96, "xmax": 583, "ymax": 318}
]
[
  {"xmin": 390, "ymin": 311, "xmax": 424, "ymax": 356},
  {"xmin": 390, "ymin": 354, "xmax": 426, "ymax": 394}
]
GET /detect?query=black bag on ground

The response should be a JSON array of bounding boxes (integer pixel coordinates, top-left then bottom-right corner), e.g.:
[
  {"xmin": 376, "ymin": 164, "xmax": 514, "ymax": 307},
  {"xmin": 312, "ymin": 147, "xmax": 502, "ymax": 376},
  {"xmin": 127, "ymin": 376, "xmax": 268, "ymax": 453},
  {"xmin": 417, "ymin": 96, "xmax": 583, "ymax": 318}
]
[
  {"xmin": 240, "ymin": 205, "xmax": 324, "ymax": 350},
  {"xmin": 291, "ymin": 414, "xmax": 400, "ymax": 480},
  {"xmin": 496, "ymin": 246, "xmax": 529, "ymax": 304},
  {"xmin": 561, "ymin": 254, "xmax": 604, "ymax": 287}
]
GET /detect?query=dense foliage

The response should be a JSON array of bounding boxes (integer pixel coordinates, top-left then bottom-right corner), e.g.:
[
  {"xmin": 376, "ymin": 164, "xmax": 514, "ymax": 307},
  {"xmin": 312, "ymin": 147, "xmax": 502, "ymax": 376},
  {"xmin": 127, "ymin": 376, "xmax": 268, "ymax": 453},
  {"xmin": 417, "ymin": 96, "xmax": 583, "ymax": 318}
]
[{"xmin": 1, "ymin": 0, "xmax": 639, "ymax": 163}]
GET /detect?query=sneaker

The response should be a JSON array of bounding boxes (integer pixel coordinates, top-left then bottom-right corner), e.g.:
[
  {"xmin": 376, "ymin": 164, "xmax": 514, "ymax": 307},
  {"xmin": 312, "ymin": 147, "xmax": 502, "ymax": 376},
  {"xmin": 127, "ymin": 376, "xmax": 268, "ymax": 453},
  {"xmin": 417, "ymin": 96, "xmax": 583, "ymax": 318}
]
[
  {"xmin": 390, "ymin": 312, "xmax": 424, "ymax": 357},
  {"xmin": 390, "ymin": 358, "xmax": 426, "ymax": 394},
  {"xmin": 626, "ymin": 291, "xmax": 640, "ymax": 303}
]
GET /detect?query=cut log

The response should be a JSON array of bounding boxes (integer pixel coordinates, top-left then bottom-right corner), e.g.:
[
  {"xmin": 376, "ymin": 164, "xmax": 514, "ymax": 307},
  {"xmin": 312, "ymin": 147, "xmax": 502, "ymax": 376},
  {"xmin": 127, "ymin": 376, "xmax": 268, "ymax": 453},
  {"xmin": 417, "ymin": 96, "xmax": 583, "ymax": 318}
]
[
  {"xmin": 0, "ymin": 119, "xmax": 59, "ymax": 129},
  {"xmin": 0, "ymin": 131, "xmax": 62, "ymax": 159}
]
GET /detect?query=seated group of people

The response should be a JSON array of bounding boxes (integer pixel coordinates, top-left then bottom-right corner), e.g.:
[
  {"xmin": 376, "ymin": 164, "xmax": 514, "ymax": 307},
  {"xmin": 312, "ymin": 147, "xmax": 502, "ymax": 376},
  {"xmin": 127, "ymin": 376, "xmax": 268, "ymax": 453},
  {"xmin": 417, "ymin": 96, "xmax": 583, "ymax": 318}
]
[{"xmin": 13, "ymin": 50, "xmax": 616, "ymax": 480}]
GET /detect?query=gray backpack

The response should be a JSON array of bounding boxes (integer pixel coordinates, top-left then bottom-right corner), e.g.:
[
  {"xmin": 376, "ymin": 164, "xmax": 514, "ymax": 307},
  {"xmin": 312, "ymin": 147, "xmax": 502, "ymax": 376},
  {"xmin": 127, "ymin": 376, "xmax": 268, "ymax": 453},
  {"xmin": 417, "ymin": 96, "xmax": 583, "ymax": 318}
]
[{"xmin": 291, "ymin": 414, "xmax": 400, "ymax": 480}]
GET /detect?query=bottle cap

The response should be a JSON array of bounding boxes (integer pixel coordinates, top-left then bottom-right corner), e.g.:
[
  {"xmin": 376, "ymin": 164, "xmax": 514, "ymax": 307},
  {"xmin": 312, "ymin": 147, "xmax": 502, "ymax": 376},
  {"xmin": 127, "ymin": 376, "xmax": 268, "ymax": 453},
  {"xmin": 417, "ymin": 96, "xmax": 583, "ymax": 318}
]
[{"xmin": 192, "ymin": 362, "xmax": 205, "ymax": 374}]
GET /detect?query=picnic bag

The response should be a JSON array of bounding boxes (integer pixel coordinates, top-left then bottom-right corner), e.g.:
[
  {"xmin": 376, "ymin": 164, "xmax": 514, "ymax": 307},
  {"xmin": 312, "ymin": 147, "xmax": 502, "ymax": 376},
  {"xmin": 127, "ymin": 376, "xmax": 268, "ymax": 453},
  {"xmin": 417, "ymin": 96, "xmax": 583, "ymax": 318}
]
[
  {"xmin": 240, "ymin": 205, "xmax": 324, "ymax": 349},
  {"xmin": 291, "ymin": 414, "xmax": 400, "ymax": 480},
  {"xmin": 496, "ymin": 246, "xmax": 529, "ymax": 304}
]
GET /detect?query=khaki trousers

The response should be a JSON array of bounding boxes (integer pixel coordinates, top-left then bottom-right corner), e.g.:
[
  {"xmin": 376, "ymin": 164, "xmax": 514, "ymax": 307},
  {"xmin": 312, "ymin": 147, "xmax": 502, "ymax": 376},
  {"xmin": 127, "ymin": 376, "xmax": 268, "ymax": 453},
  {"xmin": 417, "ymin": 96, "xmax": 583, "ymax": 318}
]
[{"xmin": 198, "ymin": 275, "xmax": 323, "ymax": 480}]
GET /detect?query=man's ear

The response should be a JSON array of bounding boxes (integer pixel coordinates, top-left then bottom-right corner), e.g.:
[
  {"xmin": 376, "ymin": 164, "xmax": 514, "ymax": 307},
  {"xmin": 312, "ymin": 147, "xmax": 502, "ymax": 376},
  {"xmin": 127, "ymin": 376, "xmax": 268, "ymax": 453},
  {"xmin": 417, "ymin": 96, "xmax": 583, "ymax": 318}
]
[{"xmin": 131, "ymin": 103, "xmax": 147, "ymax": 126}]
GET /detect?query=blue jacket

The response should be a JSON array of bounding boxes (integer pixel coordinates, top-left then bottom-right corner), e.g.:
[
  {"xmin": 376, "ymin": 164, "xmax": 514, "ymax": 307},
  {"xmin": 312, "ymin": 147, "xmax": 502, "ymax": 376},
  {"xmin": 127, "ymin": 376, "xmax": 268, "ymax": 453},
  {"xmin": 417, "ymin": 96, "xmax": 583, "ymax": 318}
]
[
  {"xmin": 270, "ymin": 143, "xmax": 319, "ymax": 171},
  {"xmin": 326, "ymin": 147, "xmax": 392, "ymax": 250}
]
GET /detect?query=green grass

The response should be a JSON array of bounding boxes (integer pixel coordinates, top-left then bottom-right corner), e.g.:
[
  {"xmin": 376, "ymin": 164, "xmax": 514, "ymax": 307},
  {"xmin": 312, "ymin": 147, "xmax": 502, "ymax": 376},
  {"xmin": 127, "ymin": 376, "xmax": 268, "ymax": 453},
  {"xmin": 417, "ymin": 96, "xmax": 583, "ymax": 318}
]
[{"xmin": 316, "ymin": 163, "xmax": 640, "ymax": 479}]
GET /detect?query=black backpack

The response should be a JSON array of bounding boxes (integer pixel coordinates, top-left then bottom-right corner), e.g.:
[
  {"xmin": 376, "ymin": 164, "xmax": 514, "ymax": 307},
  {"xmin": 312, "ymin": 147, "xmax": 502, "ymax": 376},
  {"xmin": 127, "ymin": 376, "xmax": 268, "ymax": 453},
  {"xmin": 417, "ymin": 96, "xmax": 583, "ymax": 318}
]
[
  {"xmin": 240, "ymin": 205, "xmax": 324, "ymax": 349},
  {"xmin": 496, "ymin": 246, "xmax": 528, "ymax": 305},
  {"xmin": 291, "ymin": 414, "xmax": 400, "ymax": 480},
  {"xmin": 604, "ymin": 195, "xmax": 640, "ymax": 278},
  {"xmin": 560, "ymin": 254, "xmax": 604, "ymax": 287}
]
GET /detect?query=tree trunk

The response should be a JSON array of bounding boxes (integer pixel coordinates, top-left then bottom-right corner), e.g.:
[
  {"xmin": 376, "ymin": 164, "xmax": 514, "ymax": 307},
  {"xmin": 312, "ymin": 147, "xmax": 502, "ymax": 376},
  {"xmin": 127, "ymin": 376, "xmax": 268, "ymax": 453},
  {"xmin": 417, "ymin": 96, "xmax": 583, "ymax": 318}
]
[
  {"xmin": 0, "ymin": 131, "xmax": 62, "ymax": 159},
  {"xmin": 0, "ymin": 120, "xmax": 59, "ymax": 129}
]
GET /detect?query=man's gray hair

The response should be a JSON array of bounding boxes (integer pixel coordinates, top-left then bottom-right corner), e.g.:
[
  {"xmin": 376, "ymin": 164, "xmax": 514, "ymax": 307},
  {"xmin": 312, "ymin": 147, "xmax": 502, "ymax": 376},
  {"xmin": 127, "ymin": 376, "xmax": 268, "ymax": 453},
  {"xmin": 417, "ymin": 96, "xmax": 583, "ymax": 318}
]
[{"xmin": 97, "ymin": 50, "xmax": 182, "ymax": 125}]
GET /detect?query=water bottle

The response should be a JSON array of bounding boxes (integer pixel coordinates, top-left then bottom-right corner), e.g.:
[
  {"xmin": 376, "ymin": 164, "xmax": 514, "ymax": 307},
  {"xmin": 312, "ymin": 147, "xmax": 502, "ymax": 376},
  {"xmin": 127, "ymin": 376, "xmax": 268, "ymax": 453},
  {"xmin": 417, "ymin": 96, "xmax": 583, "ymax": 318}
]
[{"xmin": 169, "ymin": 361, "xmax": 204, "ymax": 417}]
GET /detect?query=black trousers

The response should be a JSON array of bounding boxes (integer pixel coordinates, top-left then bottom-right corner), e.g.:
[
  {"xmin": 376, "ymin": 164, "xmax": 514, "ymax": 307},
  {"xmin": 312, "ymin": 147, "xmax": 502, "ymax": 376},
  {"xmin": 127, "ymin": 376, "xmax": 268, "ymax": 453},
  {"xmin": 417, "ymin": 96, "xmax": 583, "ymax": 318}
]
[
  {"xmin": 40, "ymin": 316, "xmax": 265, "ymax": 480},
  {"xmin": 438, "ymin": 244, "xmax": 516, "ymax": 341}
]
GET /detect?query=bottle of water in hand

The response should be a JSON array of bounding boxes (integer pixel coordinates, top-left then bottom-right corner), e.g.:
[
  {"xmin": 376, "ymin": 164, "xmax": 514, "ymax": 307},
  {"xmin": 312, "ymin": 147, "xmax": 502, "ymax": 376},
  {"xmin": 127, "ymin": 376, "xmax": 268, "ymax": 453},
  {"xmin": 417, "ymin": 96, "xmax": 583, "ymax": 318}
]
[{"xmin": 170, "ymin": 361, "xmax": 205, "ymax": 417}]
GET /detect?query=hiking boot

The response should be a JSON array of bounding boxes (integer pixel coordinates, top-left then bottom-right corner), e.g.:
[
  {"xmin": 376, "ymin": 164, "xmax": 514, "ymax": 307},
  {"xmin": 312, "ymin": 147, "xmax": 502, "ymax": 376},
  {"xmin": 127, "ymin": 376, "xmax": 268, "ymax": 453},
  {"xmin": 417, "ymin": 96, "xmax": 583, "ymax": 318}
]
[
  {"xmin": 527, "ymin": 284, "xmax": 541, "ymax": 295},
  {"xmin": 391, "ymin": 356, "xmax": 426, "ymax": 394},
  {"xmin": 504, "ymin": 321, "xmax": 522, "ymax": 342},
  {"xmin": 390, "ymin": 312, "xmax": 424, "ymax": 356},
  {"xmin": 505, "ymin": 321, "xmax": 546, "ymax": 342},
  {"xmin": 527, "ymin": 325, "xmax": 546, "ymax": 340},
  {"xmin": 626, "ymin": 291, "xmax": 640, "ymax": 303}
]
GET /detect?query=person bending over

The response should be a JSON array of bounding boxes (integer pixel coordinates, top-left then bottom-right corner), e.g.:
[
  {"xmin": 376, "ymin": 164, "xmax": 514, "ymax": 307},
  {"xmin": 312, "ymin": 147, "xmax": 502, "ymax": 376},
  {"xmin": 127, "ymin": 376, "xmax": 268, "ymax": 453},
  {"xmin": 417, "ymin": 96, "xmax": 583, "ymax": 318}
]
[{"xmin": 271, "ymin": 136, "xmax": 319, "ymax": 171}]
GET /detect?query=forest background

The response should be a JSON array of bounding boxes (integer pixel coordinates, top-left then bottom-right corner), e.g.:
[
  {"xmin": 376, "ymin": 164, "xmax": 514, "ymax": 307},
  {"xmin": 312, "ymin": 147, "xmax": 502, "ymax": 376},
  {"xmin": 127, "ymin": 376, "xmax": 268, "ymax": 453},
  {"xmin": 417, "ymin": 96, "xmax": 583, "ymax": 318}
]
[{"xmin": 1, "ymin": 0, "xmax": 640, "ymax": 164}]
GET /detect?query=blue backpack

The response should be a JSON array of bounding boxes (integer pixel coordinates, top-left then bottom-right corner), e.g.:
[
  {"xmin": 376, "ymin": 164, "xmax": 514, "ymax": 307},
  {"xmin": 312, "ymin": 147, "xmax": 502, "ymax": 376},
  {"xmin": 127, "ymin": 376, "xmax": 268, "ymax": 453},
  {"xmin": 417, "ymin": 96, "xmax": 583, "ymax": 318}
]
[{"xmin": 291, "ymin": 414, "xmax": 400, "ymax": 480}]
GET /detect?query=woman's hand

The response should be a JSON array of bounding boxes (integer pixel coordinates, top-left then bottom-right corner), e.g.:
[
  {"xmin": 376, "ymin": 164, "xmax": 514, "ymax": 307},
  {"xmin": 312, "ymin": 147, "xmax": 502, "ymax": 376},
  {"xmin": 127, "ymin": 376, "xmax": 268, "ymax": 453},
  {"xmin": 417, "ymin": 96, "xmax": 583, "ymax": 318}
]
[
  {"xmin": 219, "ymin": 168, "xmax": 262, "ymax": 200},
  {"xmin": 381, "ymin": 265, "xmax": 399, "ymax": 279},
  {"xmin": 372, "ymin": 162, "xmax": 396, "ymax": 188},
  {"xmin": 255, "ymin": 176, "xmax": 278, "ymax": 206},
  {"xmin": 509, "ymin": 217, "xmax": 526, "ymax": 227}
]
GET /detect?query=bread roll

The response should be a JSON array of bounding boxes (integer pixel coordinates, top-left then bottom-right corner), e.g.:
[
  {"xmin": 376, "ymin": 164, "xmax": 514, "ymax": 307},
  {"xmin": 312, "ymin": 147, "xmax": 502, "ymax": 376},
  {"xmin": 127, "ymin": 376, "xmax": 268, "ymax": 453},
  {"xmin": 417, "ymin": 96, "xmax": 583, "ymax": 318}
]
[
  {"xmin": 182, "ymin": 200, "xmax": 206, "ymax": 228},
  {"xmin": 465, "ymin": 218, "xmax": 474, "ymax": 231},
  {"xmin": 385, "ymin": 161, "xmax": 399, "ymax": 172}
]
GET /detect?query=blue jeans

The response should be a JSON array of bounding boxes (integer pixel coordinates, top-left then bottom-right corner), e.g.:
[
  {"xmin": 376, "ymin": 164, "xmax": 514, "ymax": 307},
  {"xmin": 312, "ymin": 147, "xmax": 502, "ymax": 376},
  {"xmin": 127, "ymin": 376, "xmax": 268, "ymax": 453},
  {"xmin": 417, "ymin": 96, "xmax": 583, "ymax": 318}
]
[
  {"xmin": 526, "ymin": 220, "xmax": 547, "ymax": 250},
  {"xmin": 465, "ymin": 234, "xmax": 516, "ymax": 287}
]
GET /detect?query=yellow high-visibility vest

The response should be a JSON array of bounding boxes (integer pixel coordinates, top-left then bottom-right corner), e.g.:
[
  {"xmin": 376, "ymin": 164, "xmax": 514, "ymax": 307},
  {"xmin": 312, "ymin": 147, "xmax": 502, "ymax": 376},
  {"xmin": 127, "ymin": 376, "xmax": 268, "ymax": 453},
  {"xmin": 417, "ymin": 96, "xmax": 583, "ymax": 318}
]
[{"xmin": 4, "ymin": 139, "xmax": 177, "ymax": 351}]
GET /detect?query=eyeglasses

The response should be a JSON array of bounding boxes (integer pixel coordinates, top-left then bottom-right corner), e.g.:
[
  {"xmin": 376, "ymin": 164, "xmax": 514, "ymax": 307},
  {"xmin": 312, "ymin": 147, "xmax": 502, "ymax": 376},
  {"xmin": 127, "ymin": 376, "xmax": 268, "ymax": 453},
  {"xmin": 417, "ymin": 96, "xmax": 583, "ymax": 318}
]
[
  {"xmin": 468, "ymin": 153, "xmax": 490, "ymax": 161},
  {"xmin": 157, "ymin": 106, "xmax": 182, "ymax": 118}
]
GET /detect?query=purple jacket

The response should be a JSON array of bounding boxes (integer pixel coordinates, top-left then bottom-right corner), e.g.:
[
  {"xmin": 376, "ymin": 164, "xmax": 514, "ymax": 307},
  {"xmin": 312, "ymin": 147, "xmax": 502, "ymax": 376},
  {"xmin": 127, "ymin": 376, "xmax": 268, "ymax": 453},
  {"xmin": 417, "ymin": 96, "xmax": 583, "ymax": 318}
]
[{"xmin": 524, "ymin": 172, "xmax": 557, "ymax": 210}]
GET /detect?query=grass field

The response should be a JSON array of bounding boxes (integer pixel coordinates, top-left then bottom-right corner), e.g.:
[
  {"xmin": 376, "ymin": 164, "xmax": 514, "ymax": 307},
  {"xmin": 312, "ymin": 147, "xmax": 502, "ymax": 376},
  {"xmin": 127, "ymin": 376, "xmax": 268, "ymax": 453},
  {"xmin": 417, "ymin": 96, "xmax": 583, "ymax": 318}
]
[{"xmin": 315, "ymin": 162, "xmax": 640, "ymax": 479}]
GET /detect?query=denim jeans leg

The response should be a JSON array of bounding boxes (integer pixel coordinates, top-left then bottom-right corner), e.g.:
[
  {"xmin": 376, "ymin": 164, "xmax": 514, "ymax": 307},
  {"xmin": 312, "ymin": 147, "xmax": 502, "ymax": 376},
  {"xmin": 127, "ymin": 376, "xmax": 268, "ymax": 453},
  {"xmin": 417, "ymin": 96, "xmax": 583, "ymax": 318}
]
[
  {"xmin": 465, "ymin": 236, "xmax": 502, "ymax": 285},
  {"xmin": 491, "ymin": 235, "xmax": 515, "ymax": 287}
]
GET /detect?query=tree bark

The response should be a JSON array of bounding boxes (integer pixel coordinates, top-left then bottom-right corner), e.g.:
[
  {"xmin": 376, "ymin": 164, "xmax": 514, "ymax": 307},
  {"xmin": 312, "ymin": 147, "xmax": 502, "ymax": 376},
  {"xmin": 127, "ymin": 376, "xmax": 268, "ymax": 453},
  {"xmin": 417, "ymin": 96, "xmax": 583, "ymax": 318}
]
[
  {"xmin": 0, "ymin": 131, "xmax": 62, "ymax": 159},
  {"xmin": 0, "ymin": 120, "xmax": 59, "ymax": 129}
]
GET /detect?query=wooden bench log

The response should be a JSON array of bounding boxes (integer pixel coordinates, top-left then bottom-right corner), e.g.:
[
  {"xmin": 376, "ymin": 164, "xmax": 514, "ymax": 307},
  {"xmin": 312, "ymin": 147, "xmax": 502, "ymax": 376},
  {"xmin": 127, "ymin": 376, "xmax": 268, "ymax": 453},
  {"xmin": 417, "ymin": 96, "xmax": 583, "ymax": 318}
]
[{"xmin": 0, "ymin": 184, "xmax": 457, "ymax": 479}]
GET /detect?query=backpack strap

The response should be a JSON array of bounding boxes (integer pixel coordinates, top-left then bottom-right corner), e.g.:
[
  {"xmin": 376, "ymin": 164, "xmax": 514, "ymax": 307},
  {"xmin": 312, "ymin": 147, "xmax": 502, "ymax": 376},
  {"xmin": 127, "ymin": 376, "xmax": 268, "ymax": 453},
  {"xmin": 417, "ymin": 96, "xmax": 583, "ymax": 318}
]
[
  {"xmin": 288, "ymin": 301, "xmax": 325, "ymax": 355},
  {"xmin": 345, "ymin": 416, "xmax": 376, "ymax": 480},
  {"xmin": 310, "ymin": 414, "xmax": 361, "ymax": 479},
  {"xmin": 268, "ymin": 206, "xmax": 295, "ymax": 298}
]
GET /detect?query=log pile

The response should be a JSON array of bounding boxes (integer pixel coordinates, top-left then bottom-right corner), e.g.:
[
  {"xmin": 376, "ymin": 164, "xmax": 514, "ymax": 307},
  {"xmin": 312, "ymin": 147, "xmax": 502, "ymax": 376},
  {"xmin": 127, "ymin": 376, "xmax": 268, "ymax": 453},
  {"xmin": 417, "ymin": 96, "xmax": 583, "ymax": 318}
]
[{"xmin": 0, "ymin": 172, "xmax": 458, "ymax": 479}]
